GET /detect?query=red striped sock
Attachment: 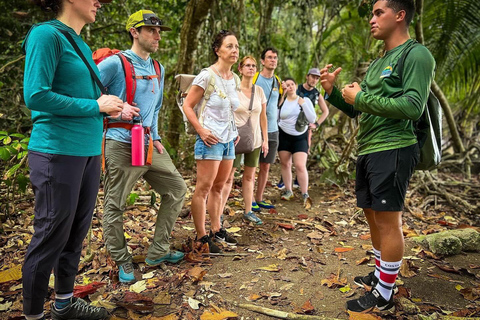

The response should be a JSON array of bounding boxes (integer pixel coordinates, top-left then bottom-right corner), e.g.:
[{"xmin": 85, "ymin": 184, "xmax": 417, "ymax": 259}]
[{"xmin": 376, "ymin": 259, "xmax": 401, "ymax": 300}]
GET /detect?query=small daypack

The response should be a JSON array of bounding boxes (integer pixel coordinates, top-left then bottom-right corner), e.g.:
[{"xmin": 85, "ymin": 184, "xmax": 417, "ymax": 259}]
[
  {"xmin": 397, "ymin": 42, "xmax": 442, "ymax": 171},
  {"xmin": 175, "ymin": 68, "xmax": 240, "ymax": 134}
]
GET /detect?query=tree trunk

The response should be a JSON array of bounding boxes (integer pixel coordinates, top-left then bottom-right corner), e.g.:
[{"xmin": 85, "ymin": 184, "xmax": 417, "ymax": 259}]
[
  {"xmin": 414, "ymin": 0, "xmax": 468, "ymax": 176},
  {"xmin": 257, "ymin": 0, "xmax": 276, "ymax": 49},
  {"xmin": 164, "ymin": 0, "xmax": 211, "ymax": 155}
]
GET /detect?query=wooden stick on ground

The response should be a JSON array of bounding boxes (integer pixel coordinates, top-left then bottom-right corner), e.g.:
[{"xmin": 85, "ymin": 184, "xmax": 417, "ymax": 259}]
[{"xmin": 234, "ymin": 302, "xmax": 343, "ymax": 320}]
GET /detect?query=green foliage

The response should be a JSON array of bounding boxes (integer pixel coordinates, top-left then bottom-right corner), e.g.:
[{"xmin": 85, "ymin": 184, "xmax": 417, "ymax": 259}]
[
  {"xmin": 0, "ymin": 130, "xmax": 30, "ymax": 214},
  {"xmin": 126, "ymin": 192, "xmax": 139, "ymax": 206}
]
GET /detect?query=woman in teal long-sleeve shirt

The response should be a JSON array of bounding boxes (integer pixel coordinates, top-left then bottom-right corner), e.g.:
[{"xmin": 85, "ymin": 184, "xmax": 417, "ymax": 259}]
[{"xmin": 22, "ymin": 1, "xmax": 122, "ymax": 319}]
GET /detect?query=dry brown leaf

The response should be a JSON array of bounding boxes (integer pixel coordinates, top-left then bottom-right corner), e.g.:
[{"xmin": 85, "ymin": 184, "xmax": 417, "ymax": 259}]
[
  {"xmin": 307, "ymin": 231, "xmax": 323, "ymax": 240},
  {"xmin": 356, "ymin": 257, "xmax": 370, "ymax": 265},
  {"xmin": 359, "ymin": 234, "xmax": 371, "ymax": 240},
  {"xmin": 247, "ymin": 294, "xmax": 262, "ymax": 301},
  {"xmin": 347, "ymin": 311, "xmax": 382, "ymax": 319},
  {"xmin": 321, "ymin": 271, "xmax": 347, "ymax": 288},
  {"xmin": 188, "ymin": 267, "xmax": 207, "ymax": 283},
  {"xmin": 153, "ymin": 291, "xmax": 171, "ymax": 305},
  {"xmin": 459, "ymin": 287, "xmax": 480, "ymax": 301},
  {"xmin": 300, "ymin": 299, "xmax": 315, "ymax": 314},
  {"xmin": 399, "ymin": 261, "xmax": 417, "ymax": 278},
  {"xmin": 273, "ymin": 248, "xmax": 288, "ymax": 260},
  {"xmin": 304, "ymin": 197, "xmax": 313, "ymax": 209}
]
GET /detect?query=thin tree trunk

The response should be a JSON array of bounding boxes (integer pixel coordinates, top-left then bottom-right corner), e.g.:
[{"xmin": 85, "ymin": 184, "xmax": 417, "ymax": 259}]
[
  {"xmin": 165, "ymin": 0, "xmax": 211, "ymax": 155},
  {"xmin": 415, "ymin": 0, "xmax": 469, "ymax": 176}
]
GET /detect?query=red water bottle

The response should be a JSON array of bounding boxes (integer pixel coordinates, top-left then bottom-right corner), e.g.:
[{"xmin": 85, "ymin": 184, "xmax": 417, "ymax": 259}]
[{"xmin": 131, "ymin": 118, "xmax": 144, "ymax": 166}]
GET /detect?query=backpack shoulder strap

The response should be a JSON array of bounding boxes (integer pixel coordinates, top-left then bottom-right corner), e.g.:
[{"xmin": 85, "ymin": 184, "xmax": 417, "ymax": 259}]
[
  {"xmin": 204, "ymin": 67, "xmax": 216, "ymax": 100},
  {"xmin": 397, "ymin": 40, "xmax": 421, "ymax": 83},
  {"xmin": 252, "ymin": 72, "xmax": 259, "ymax": 84},
  {"xmin": 117, "ymin": 52, "xmax": 136, "ymax": 105},
  {"xmin": 275, "ymin": 74, "xmax": 283, "ymax": 95},
  {"xmin": 152, "ymin": 59, "xmax": 162, "ymax": 88},
  {"xmin": 54, "ymin": 27, "xmax": 107, "ymax": 95},
  {"xmin": 233, "ymin": 72, "xmax": 241, "ymax": 90}
]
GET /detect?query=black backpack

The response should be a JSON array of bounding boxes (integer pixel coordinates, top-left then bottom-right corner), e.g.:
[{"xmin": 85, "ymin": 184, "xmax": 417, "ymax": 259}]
[{"xmin": 397, "ymin": 41, "xmax": 442, "ymax": 171}]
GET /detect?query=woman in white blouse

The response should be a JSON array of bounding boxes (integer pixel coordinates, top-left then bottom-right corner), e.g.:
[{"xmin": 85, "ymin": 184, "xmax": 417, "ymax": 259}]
[
  {"xmin": 183, "ymin": 30, "xmax": 240, "ymax": 253},
  {"xmin": 278, "ymin": 78, "xmax": 316, "ymax": 206}
]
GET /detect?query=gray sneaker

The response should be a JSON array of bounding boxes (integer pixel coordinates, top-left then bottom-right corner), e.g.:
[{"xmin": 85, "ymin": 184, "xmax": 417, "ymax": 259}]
[
  {"xmin": 281, "ymin": 190, "xmax": 294, "ymax": 201},
  {"xmin": 51, "ymin": 297, "xmax": 108, "ymax": 320}
]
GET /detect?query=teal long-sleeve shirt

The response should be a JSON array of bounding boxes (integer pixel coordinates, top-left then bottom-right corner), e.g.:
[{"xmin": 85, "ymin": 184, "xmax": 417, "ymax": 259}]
[
  {"xmin": 327, "ymin": 39, "xmax": 435, "ymax": 155},
  {"xmin": 22, "ymin": 20, "xmax": 103, "ymax": 156}
]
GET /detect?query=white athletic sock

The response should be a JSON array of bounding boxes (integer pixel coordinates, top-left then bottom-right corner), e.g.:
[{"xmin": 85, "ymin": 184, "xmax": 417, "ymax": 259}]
[
  {"xmin": 373, "ymin": 247, "xmax": 381, "ymax": 279},
  {"xmin": 375, "ymin": 259, "xmax": 402, "ymax": 300}
]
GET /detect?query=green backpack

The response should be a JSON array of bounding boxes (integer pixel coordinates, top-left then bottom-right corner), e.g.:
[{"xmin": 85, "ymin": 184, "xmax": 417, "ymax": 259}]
[{"xmin": 397, "ymin": 42, "xmax": 442, "ymax": 171}]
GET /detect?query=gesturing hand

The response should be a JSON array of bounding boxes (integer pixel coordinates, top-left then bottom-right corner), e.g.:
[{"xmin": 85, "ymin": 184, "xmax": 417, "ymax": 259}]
[
  {"xmin": 320, "ymin": 64, "xmax": 342, "ymax": 95},
  {"xmin": 121, "ymin": 102, "xmax": 140, "ymax": 121}
]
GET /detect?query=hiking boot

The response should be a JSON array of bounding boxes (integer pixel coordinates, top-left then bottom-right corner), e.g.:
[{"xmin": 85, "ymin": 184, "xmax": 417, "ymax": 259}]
[
  {"xmin": 251, "ymin": 202, "xmax": 261, "ymax": 212},
  {"xmin": 196, "ymin": 234, "xmax": 222, "ymax": 253},
  {"xmin": 257, "ymin": 200, "xmax": 275, "ymax": 209},
  {"xmin": 145, "ymin": 251, "xmax": 184, "ymax": 266},
  {"xmin": 354, "ymin": 271, "xmax": 398, "ymax": 294},
  {"xmin": 119, "ymin": 262, "xmax": 135, "ymax": 283},
  {"xmin": 210, "ymin": 228, "xmax": 238, "ymax": 245},
  {"xmin": 51, "ymin": 297, "xmax": 108, "ymax": 320},
  {"xmin": 281, "ymin": 190, "xmax": 294, "ymax": 201},
  {"xmin": 243, "ymin": 211, "xmax": 263, "ymax": 225},
  {"xmin": 346, "ymin": 288, "xmax": 395, "ymax": 313}
]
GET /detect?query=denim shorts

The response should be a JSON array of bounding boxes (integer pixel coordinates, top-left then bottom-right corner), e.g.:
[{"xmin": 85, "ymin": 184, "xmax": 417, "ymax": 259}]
[{"xmin": 194, "ymin": 136, "xmax": 236, "ymax": 161}]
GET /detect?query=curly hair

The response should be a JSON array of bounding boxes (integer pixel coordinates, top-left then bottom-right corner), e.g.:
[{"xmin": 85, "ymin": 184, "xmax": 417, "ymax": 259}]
[
  {"xmin": 211, "ymin": 30, "xmax": 236, "ymax": 61},
  {"xmin": 30, "ymin": 0, "xmax": 63, "ymax": 15}
]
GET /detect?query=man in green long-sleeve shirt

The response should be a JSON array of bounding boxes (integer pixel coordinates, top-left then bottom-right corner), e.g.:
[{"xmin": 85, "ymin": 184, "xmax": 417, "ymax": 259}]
[{"xmin": 320, "ymin": 0, "xmax": 435, "ymax": 314}]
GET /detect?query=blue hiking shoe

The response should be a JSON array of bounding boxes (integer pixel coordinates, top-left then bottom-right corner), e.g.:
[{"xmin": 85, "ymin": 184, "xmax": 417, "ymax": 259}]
[
  {"xmin": 251, "ymin": 202, "xmax": 261, "ymax": 212},
  {"xmin": 243, "ymin": 211, "xmax": 263, "ymax": 225},
  {"xmin": 145, "ymin": 251, "xmax": 184, "ymax": 266},
  {"xmin": 119, "ymin": 262, "xmax": 135, "ymax": 283},
  {"xmin": 276, "ymin": 179, "xmax": 285, "ymax": 189},
  {"xmin": 257, "ymin": 200, "xmax": 275, "ymax": 209}
]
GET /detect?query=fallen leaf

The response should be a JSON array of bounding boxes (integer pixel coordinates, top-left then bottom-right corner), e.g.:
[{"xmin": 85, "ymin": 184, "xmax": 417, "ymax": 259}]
[
  {"xmin": 334, "ymin": 247, "xmax": 354, "ymax": 253},
  {"xmin": 130, "ymin": 280, "xmax": 147, "ymax": 293},
  {"xmin": 277, "ymin": 223, "xmax": 295, "ymax": 230},
  {"xmin": 304, "ymin": 197, "xmax": 313, "ymax": 209},
  {"xmin": 187, "ymin": 297, "xmax": 201, "ymax": 310},
  {"xmin": 356, "ymin": 257, "xmax": 370, "ymax": 265},
  {"xmin": 218, "ymin": 273, "xmax": 232, "ymax": 278},
  {"xmin": 339, "ymin": 285, "xmax": 351, "ymax": 293},
  {"xmin": 298, "ymin": 214, "xmax": 308, "ymax": 219},
  {"xmin": 188, "ymin": 267, "xmax": 207, "ymax": 283},
  {"xmin": 0, "ymin": 265, "xmax": 22, "ymax": 283},
  {"xmin": 459, "ymin": 287, "xmax": 480, "ymax": 301},
  {"xmin": 307, "ymin": 231, "xmax": 323, "ymax": 240},
  {"xmin": 347, "ymin": 311, "xmax": 382, "ymax": 319},
  {"xmin": 256, "ymin": 264, "xmax": 281, "ymax": 272},
  {"xmin": 321, "ymin": 271, "xmax": 347, "ymax": 288},
  {"xmin": 359, "ymin": 234, "xmax": 371, "ymax": 240},
  {"xmin": 200, "ymin": 307, "xmax": 238, "ymax": 320},
  {"xmin": 153, "ymin": 291, "xmax": 171, "ymax": 305},
  {"xmin": 247, "ymin": 294, "xmax": 262, "ymax": 301},
  {"xmin": 0, "ymin": 301, "xmax": 12, "ymax": 312},
  {"xmin": 300, "ymin": 299, "xmax": 315, "ymax": 314},
  {"xmin": 226, "ymin": 227, "xmax": 241, "ymax": 233},
  {"xmin": 399, "ymin": 260, "xmax": 417, "ymax": 278},
  {"xmin": 273, "ymin": 248, "xmax": 288, "ymax": 260},
  {"xmin": 73, "ymin": 282, "xmax": 106, "ymax": 298}
]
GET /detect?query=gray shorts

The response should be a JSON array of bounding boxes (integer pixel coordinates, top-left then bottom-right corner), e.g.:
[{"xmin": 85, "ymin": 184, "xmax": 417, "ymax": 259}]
[{"xmin": 259, "ymin": 131, "xmax": 278, "ymax": 164}]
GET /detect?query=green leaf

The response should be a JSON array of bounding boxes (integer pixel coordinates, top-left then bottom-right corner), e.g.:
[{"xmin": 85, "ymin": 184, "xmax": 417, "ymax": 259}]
[
  {"xmin": 0, "ymin": 147, "xmax": 11, "ymax": 161},
  {"xmin": 9, "ymin": 133, "xmax": 25, "ymax": 138},
  {"xmin": 150, "ymin": 191, "xmax": 157, "ymax": 206},
  {"xmin": 5, "ymin": 163, "xmax": 21, "ymax": 179},
  {"xmin": 16, "ymin": 174, "xmax": 29, "ymax": 193},
  {"xmin": 126, "ymin": 193, "xmax": 139, "ymax": 206},
  {"xmin": 3, "ymin": 136, "xmax": 12, "ymax": 145}
]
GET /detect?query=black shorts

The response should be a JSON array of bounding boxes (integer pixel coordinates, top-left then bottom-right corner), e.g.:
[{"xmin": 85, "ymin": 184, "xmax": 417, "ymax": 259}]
[
  {"xmin": 356, "ymin": 143, "xmax": 419, "ymax": 212},
  {"xmin": 260, "ymin": 131, "xmax": 279, "ymax": 164},
  {"xmin": 277, "ymin": 128, "xmax": 309, "ymax": 154}
]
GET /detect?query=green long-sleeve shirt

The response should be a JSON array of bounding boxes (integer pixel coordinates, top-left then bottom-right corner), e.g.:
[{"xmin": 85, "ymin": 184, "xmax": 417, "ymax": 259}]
[
  {"xmin": 22, "ymin": 20, "xmax": 103, "ymax": 156},
  {"xmin": 327, "ymin": 39, "xmax": 435, "ymax": 155}
]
